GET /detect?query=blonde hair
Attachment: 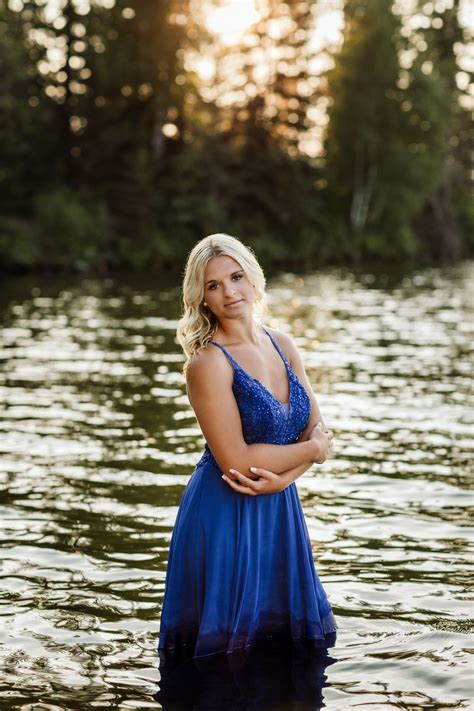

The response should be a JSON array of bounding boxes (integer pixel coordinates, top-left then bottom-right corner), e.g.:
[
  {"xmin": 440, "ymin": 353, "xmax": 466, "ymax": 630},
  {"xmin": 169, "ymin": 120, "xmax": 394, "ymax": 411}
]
[{"xmin": 177, "ymin": 234, "xmax": 267, "ymax": 370}]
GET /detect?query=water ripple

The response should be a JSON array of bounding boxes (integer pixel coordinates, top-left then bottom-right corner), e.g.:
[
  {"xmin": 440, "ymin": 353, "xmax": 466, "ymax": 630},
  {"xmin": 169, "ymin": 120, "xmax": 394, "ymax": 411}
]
[{"xmin": 0, "ymin": 264, "xmax": 472, "ymax": 709}]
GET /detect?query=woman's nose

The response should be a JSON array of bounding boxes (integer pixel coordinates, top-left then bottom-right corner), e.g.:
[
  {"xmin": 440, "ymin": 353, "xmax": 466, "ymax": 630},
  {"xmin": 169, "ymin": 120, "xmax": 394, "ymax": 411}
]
[{"xmin": 223, "ymin": 281, "xmax": 237, "ymax": 296}]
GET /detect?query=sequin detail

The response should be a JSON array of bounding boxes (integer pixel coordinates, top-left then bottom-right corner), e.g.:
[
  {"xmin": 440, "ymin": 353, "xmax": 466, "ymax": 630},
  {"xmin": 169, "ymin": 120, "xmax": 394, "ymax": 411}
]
[{"xmin": 201, "ymin": 328, "xmax": 311, "ymax": 464}]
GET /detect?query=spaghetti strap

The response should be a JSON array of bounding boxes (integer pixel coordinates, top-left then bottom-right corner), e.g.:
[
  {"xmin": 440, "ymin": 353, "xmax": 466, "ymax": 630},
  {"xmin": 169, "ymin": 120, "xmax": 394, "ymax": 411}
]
[
  {"xmin": 211, "ymin": 328, "xmax": 290, "ymax": 371},
  {"xmin": 209, "ymin": 339, "xmax": 238, "ymax": 367},
  {"xmin": 262, "ymin": 327, "xmax": 290, "ymax": 367}
]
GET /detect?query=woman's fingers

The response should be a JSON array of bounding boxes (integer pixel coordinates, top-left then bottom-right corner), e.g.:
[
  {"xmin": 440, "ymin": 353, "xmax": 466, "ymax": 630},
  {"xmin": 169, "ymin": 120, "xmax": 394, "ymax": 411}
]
[
  {"xmin": 228, "ymin": 470, "xmax": 261, "ymax": 490},
  {"xmin": 314, "ymin": 423, "xmax": 334, "ymax": 447},
  {"xmin": 223, "ymin": 467, "xmax": 285, "ymax": 497},
  {"xmin": 222, "ymin": 474, "xmax": 256, "ymax": 496},
  {"xmin": 230, "ymin": 467, "xmax": 258, "ymax": 481},
  {"xmin": 249, "ymin": 467, "xmax": 275, "ymax": 480}
]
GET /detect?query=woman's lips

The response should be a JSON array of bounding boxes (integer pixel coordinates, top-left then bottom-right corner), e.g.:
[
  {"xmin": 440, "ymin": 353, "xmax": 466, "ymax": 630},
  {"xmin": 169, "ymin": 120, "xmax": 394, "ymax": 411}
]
[{"xmin": 225, "ymin": 299, "xmax": 243, "ymax": 307}]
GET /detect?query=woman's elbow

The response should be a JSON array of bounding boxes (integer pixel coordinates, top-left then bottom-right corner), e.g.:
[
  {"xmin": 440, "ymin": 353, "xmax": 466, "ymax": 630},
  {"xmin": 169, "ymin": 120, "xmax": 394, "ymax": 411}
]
[{"xmin": 214, "ymin": 444, "xmax": 251, "ymax": 475}]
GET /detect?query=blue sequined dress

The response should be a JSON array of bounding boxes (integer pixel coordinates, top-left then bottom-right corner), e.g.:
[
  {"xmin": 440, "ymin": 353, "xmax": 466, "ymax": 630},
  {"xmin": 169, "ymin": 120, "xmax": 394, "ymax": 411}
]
[{"xmin": 158, "ymin": 327, "xmax": 337, "ymax": 659}]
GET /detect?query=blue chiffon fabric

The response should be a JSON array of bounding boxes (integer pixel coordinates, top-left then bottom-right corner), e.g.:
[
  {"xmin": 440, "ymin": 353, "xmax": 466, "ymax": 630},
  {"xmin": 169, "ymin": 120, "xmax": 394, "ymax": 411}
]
[{"xmin": 158, "ymin": 327, "xmax": 337, "ymax": 659}]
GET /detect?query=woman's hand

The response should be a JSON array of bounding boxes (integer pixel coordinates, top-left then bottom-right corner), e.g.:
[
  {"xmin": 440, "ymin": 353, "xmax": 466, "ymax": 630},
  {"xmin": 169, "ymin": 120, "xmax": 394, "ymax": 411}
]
[
  {"xmin": 222, "ymin": 424, "xmax": 335, "ymax": 495},
  {"xmin": 308, "ymin": 421, "xmax": 334, "ymax": 464},
  {"xmin": 222, "ymin": 467, "xmax": 287, "ymax": 496}
]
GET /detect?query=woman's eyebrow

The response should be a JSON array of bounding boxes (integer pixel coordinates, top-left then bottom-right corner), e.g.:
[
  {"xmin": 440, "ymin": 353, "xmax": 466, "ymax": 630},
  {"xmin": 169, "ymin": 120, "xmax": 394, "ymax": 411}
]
[{"xmin": 204, "ymin": 270, "xmax": 243, "ymax": 285}]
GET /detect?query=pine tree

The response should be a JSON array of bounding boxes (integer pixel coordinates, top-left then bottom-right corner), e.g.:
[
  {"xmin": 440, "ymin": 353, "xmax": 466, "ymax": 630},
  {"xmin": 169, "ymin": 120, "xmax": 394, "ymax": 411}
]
[
  {"xmin": 324, "ymin": 0, "xmax": 455, "ymax": 260},
  {"xmin": 410, "ymin": 0, "xmax": 471, "ymax": 259},
  {"xmin": 0, "ymin": 2, "xmax": 56, "ymax": 213}
]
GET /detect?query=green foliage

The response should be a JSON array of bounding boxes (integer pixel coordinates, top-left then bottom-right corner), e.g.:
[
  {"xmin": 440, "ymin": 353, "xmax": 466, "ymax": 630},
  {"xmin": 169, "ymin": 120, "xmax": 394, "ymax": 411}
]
[
  {"xmin": 0, "ymin": 0, "xmax": 471, "ymax": 272},
  {"xmin": 409, "ymin": 0, "xmax": 469, "ymax": 260},
  {"xmin": 0, "ymin": 217, "xmax": 38, "ymax": 270},
  {"xmin": 0, "ymin": 4, "xmax": 57, "ymax": 214},
  {"xmin": 34, "ymin": 189, "xmax": 110, "ymax": 270},
  {"xmin": 456, "ymin": 190, "xmax": 474, "ymax": 251},
  {"xmin": 323, "ymin": 0, "xmax": 459, "ymax": 261}
]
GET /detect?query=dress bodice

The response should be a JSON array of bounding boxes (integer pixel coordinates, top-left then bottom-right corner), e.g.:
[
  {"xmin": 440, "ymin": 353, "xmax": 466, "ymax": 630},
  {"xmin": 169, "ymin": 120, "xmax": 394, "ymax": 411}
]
[{"xmin": 201, "ymin": 328, "xmax": 311, "ymax": 464}]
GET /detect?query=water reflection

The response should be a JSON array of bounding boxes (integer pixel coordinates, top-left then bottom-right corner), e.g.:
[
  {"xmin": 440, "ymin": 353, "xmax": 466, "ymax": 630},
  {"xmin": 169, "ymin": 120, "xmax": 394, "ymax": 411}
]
[
  {"xmin": 0, "ymin": 263, "xmax": 472, "ymax": 709},
  {"xmin": 155, "ymin": 640, "xmax": 337, "ymax": 711}
]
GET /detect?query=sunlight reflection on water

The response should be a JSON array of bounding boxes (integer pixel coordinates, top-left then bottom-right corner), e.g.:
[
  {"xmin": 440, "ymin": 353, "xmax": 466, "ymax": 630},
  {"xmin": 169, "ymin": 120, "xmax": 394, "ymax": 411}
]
[{"xmin": 0, "ymin": 263, "xmax": 472, "ymax": 709}]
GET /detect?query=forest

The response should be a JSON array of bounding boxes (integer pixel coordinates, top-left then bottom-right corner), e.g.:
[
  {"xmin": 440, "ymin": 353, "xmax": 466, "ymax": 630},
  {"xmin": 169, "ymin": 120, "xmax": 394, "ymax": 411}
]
[{"xmin": 0, "ymin": 0, "xmax": 472, "ymax": 272}]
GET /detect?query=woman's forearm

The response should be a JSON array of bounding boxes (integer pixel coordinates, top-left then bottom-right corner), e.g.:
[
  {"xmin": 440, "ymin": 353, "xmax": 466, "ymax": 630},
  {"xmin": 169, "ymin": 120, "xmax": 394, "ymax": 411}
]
[
  {"xmin": 278, "ymin": 461, "xmax": 314, "ymax": 488},
  {"xmin": 227, "ymin": 439, "xmax": 317, "ymax": 476}
]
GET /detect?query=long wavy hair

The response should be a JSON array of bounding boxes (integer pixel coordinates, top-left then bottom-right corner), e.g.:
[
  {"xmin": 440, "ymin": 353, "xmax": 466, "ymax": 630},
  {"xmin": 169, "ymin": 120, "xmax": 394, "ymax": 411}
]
[{"xmin": 177, "ymin": 234, "xmax": 267, "ymax": 370}]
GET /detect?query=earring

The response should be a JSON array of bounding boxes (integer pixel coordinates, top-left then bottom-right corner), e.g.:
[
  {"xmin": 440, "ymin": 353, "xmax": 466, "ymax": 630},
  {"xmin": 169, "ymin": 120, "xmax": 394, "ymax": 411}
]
[{"xmin": 203, "ymin": 302, "xmax": 208, "ymax": 307}]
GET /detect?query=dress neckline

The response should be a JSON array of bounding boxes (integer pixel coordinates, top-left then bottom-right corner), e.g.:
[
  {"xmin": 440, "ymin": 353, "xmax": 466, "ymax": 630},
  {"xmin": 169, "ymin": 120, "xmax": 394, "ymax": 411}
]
[{"xmin": 210, "ymin": 327, "xmax": 292, "ymax": 408}]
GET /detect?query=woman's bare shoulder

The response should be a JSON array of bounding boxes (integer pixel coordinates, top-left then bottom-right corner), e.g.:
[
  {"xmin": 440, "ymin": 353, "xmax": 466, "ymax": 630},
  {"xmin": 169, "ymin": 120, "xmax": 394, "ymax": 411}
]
[
  {"xmin": 186, "ymin": 342, "xmax": 231, "ymax": 386},
  {"xmin": 266, "ymin": 326, "xmax": 312, "ymax": 393},
  {"xmin": 264, "ymin": 326, "xmax": 298, "ymax": 360}
]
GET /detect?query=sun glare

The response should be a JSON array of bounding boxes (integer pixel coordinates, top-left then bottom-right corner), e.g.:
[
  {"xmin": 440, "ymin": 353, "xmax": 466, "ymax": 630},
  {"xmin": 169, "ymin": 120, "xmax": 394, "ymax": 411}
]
[
  {"xmin": 311, "ymin": 9, "xmax": 344, "ymax": 50},
  {"xmin": 206, "ymin": 0, "xmax": 260, "ymax": 46}
]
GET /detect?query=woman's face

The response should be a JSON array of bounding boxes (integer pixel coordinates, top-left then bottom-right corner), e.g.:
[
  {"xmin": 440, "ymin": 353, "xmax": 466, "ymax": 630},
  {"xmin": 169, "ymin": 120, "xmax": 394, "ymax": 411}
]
[{"xmin": 202, "ymin": 255, "xmax": 255, "ymax": 321}]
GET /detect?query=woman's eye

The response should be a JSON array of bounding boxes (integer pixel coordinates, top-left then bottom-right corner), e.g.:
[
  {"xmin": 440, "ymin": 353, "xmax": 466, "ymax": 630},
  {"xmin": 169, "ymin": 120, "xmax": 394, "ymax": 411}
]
[
  {"xmin": 232, "ymin": 274, "xmax": 243, "ymax": 281},
  {"xmin": 209, "ymin": 283, "xmax": 218, "ymax": 290}
]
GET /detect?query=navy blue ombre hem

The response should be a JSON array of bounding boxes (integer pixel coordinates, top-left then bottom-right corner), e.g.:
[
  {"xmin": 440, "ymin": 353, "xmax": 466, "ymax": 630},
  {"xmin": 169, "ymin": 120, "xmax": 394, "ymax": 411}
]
[{"xmin": 159, "ymin": 610, "xmax": 337, "ymax": 661}]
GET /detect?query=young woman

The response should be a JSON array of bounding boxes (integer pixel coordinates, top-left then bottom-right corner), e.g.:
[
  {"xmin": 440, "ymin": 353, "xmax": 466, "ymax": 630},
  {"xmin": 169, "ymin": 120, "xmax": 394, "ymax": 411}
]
[{"xmin": 158, "ymin": 233, "xmax": 337, "ymax": 659}]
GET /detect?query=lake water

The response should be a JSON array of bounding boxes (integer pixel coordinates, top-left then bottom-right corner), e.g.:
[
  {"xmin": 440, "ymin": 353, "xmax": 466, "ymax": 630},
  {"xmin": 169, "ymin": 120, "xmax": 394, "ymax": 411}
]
[{"xmin": 0, "ymin": 263, "xmax": 472, "ymax": 710}]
